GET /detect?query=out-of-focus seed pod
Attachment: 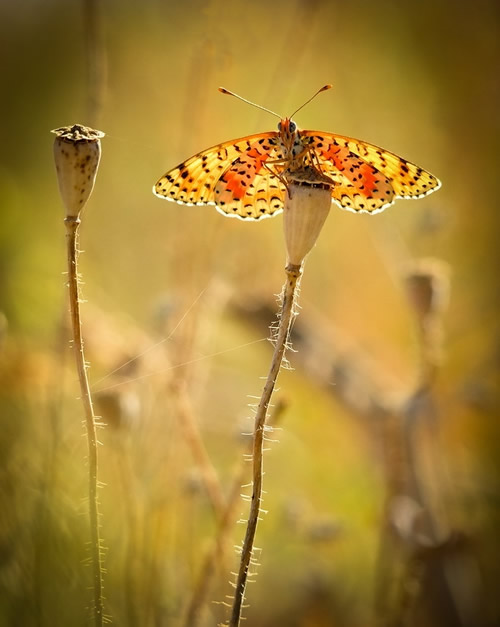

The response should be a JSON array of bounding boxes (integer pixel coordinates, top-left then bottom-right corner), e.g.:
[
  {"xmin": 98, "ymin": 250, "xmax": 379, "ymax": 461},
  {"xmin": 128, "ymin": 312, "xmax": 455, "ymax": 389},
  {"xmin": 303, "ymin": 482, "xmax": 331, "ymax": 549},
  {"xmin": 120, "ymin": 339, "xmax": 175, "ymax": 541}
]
[
  {"xmin": 283, "ymin": 166, "xmax": 332, "ymax": 267},
  {"xmin": 404, "ymin": 258, "xmax": 450, "ymax": 325},
  {"xmin": 404, "ymin": 258, "xmax": 450, "ymax": 383},
  {"xmin": 94, "ymin": 389, "xmax": 141, "ymax": 431},
  {"xmin": 52, "ymin": 124, "xmax": 104, "ymax": 218}
]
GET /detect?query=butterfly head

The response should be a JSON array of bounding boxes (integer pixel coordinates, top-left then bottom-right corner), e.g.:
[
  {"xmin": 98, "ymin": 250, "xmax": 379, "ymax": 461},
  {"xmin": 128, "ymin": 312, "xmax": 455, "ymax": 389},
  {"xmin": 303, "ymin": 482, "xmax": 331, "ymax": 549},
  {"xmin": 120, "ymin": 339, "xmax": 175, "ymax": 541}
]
[
  {"xmin": 277, "ymin": 118, "xmax": 299, "ymax": 152},
  {"xmin": 218, "ymin": 85, "xmax": 332, "ymax": 158}
]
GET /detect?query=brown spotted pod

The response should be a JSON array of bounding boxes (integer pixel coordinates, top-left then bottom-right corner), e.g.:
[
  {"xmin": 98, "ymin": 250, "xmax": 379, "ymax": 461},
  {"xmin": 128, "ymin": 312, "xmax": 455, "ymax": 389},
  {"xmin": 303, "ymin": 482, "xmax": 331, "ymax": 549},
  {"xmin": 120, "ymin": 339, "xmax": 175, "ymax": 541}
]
[{"xmin": 52, "ymin": 124, "xmax": 104, "ymax": 218}]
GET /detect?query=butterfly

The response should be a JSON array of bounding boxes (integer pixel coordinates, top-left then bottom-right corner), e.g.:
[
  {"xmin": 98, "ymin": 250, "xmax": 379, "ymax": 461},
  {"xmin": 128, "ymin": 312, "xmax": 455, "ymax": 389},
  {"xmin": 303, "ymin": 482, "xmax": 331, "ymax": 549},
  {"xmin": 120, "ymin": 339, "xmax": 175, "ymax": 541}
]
[{"xmin": 153, "ymin": 85, "xmax": 441, "ymax": 220}]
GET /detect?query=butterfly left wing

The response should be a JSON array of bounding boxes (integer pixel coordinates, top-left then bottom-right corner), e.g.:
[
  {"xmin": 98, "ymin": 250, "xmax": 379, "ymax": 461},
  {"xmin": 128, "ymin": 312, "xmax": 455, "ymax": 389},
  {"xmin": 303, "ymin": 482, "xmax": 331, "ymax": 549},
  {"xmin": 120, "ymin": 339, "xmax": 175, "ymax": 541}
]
[
  {"xmin": 302, "ymin": 131, "xmax": 441, "ymax": 214},
  {"xmin": 154, "ymin": 132, "xmax": 286, "ymax": 220}
]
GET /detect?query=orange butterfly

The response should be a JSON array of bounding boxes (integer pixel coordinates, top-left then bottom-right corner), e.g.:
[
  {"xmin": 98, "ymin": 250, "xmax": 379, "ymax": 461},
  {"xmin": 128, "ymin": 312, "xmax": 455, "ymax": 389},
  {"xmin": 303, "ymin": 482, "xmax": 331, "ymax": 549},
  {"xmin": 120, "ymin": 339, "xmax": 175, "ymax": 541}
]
[{"xmin": 154, "ymin": 86, "xmax": 441, "ymax": 220}]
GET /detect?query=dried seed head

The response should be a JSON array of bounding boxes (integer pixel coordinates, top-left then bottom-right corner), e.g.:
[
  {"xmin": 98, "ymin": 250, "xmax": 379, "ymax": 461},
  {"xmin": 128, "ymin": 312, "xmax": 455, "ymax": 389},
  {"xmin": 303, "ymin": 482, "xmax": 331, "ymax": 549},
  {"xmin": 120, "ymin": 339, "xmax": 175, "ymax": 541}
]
[
  {"xmin": 283, "ymin": 167, "xmax": 332, "ymax": 266},
  {"xmin": 52, "ymin": 124, "xmax": 104, "ymax": 218},
  {"xmin": 94, "ymin": 389, "xmax": 141, "ymax": 431},
  {"xmin": 404, "ymin": 258, "xmax": 450, "ymax": 323},
  {"xmin": 389, "ymin": 495, "xmax": 428, "ymax": 545}
]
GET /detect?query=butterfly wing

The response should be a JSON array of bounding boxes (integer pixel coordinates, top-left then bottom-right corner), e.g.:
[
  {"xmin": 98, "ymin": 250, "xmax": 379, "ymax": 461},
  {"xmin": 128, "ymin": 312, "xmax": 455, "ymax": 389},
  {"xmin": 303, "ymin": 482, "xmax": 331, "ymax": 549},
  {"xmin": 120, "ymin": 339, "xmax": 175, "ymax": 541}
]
[
  {"xmin": 224, "ymin": 169, "xmax": 287, "ymax": 219},
  {"xmin": 302, "ymin": 131, "xmax": 441, "ymax": 214},
  {"xmin": 154, "ymin": 132, "xmax": 286, "ymax": 220}
]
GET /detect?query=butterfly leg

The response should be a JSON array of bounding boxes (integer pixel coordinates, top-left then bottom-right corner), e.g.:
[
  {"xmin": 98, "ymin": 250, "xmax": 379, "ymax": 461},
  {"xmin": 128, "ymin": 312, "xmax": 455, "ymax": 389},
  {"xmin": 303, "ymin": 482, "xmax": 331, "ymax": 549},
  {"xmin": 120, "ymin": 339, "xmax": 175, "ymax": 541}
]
[
  {"xmin": 264, "ymin": 158, "xmax": 306, "ymax": 199},
  {"xmin": 263, "ymin": 162, "xmax": 293, "ymax": 198},
  {"xmin": 309, "ymin": 147, "xmax": 329, "ymax": 178}
]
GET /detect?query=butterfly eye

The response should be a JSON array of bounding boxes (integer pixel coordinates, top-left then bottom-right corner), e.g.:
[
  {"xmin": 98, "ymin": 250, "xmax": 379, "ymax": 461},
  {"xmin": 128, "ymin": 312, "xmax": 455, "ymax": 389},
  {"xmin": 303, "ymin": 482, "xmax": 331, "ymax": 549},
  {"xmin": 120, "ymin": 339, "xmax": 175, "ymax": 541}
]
[
  {"xmin": 289, "ymin": 121, "xmax": 297, "ymax": 133},
  {"xmin": 277, "ymin": 121, "xmax": 282, "ymax": 132}
]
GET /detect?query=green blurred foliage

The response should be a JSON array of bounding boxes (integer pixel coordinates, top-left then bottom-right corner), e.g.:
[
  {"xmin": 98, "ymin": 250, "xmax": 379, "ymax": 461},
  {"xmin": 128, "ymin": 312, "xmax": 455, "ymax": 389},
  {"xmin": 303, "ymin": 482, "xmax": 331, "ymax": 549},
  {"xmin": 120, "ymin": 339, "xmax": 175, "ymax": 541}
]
[{"xmin": 0, "ymin": 0, "xmax": 499, "ymax": 625}]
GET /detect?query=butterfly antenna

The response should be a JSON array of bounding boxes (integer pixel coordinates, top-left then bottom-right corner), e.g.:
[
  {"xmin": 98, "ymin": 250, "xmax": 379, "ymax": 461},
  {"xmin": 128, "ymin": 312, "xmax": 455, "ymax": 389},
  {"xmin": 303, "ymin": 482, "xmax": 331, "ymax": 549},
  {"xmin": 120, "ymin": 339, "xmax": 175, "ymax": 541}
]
[
  {"xmin": 289, "ymin": 84, "xmax": 332, "ymax": 119},
  {"xmin": 219, "ymin": 87, "xmax": 282, "ymax": 120}
]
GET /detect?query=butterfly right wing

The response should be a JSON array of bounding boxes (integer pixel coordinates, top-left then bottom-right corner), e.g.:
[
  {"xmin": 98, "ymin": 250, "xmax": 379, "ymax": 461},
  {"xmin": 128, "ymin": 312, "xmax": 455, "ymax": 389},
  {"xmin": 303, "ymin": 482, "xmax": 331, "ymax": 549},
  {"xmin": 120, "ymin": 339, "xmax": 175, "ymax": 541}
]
[
  {"xmin": 154, "ymin": 132, "xmax": 285, "ymax": 220},
  {"xmin": 302, "ymin": 131, "xmax": 441, "ymax": 214}
]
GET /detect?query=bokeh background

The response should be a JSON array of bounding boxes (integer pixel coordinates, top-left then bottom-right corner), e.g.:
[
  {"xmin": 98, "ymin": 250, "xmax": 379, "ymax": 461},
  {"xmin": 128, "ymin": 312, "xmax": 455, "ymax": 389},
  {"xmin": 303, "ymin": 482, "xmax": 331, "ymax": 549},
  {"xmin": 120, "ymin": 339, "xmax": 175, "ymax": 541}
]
[{"xmin": 0, "ymin": 1, "xmax": 499, "ymax": 626}]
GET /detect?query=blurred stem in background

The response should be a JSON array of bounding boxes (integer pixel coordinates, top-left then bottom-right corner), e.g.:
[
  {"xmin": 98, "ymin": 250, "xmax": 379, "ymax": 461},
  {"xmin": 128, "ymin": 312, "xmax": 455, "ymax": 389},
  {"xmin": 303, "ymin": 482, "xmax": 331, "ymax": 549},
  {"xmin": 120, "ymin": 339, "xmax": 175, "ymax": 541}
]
[
  {"xmin": 374, "ymin": 259, "xmax": 485, "ymax": 627},
  {"xmin": 83, "ymin": 0, "xmax": 107, "ymax": 127}
]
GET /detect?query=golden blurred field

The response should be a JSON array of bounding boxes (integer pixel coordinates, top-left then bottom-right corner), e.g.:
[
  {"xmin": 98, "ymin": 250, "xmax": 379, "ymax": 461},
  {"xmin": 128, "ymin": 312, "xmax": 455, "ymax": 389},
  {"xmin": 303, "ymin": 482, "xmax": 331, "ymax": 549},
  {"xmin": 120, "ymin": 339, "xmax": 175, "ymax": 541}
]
[{"xmin": 0, "ymin": 1, "xmax": 499, "ymax": 626}]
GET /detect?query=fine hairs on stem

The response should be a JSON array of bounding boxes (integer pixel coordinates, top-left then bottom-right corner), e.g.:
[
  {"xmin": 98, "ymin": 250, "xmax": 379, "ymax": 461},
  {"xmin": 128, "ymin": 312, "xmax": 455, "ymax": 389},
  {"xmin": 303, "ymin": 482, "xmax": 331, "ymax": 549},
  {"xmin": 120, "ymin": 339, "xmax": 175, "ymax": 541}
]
[
  {"xmin": 65, "ymin": 217, "xmax": 104, "ymax": 627},
  {"xmin": 229, "ymin": 263, "xmax": 302, "ymax": 627},
  {"xmin": 228, "ymin": 179, "xmax": 332, "ymax": 626},
  {"xmin": 52, "ymin": 124, "xmax": 105, "ymax": 627},
  {"xmin": 184, "ymin": 399, "xmax": 288, "ymax": 627}
]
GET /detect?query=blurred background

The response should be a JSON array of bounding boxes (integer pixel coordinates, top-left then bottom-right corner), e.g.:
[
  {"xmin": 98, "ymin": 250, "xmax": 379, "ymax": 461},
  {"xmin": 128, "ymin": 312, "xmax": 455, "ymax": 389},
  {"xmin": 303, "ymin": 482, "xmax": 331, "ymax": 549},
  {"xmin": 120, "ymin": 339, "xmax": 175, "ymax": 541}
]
[{"xmin": 0, "ymin": 1, "xmax": 499, "ymax": 625}]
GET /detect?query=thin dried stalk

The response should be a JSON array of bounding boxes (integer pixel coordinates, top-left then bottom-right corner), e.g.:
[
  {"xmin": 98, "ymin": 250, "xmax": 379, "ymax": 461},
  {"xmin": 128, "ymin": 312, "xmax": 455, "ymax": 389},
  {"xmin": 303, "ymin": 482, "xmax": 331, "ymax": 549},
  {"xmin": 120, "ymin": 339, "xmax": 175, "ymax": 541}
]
[
  {"xmin": 65, "ymin": 216, "xmax": 104, "ymax": 627},
  {"xmin": 184, "ymin": 399, "xmax": 287, "ymax": 627},
  {"xmin": 82, "ymin": 0, "xmax": 107, "ymax": 126},
  {"xmin": 172, "ymin": 379, "xmax": 226, "ymax": 520},
  {"xmin": 229, "ymin": 263, "xmax": 301, "ymax": 627}
]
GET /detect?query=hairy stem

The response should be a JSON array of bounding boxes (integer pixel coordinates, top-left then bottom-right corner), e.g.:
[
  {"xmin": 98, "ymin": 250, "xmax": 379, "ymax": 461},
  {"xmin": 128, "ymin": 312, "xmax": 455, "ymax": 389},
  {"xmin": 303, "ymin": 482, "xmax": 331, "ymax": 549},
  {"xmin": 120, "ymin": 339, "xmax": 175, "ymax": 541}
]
[
  {"xmin": 185, "ymin": 399, "xmax": 287, "ymax": 627},
  {"xmin": 229, "ymin": 263, "xmax": 302, "ymax": 627},
  {"xmin": 65, "ymin": 216, "xmax": 104, "ymax": 627}
]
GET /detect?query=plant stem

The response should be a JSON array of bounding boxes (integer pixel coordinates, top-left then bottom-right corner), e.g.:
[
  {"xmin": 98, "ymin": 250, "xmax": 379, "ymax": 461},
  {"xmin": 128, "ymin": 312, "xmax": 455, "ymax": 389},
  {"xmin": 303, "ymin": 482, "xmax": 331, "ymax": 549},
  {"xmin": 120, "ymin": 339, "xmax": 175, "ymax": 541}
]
[
  {"xmin": 172, "ymin": 379, "xmax": 226, "ymax": 521},
  {"xmin": 65, "ymin": 215, "xmax": 104, "ymax": 627},
  {"xmin": 229, "ymin": 262, "xmax": 302, "ymax": 627},
  {"xmin": 82, "ymin": 0, "xmax": 107, "ymax": 127},
  {"xmin": 185, "ymin": 399, "xmax": 287, "ymax": 627}
]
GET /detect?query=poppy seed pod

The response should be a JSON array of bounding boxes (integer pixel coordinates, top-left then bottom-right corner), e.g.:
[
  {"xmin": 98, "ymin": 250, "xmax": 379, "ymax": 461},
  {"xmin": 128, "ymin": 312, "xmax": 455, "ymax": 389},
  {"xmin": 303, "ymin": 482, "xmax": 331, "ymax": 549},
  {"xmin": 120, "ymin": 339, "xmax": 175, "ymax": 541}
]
[
  {"xmin": 283, "ymin": 168, "xmax": 332, "ymax": 267},
  {"xmin": 52, "ymin": 124, "xmax": 104, "ymax": 218},
  {"xmin": 404, "ymin": 258, "xmax": 450, "ymax": 323}
]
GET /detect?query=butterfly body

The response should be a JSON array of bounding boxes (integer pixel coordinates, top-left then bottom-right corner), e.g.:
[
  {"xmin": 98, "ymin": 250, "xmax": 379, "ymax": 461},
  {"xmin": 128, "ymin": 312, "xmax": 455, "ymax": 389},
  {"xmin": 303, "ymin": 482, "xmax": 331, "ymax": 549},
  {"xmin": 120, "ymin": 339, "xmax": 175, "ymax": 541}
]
[{"xmin": 154, "ymin": 116, "xmax": 441, "ymax": 220}]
